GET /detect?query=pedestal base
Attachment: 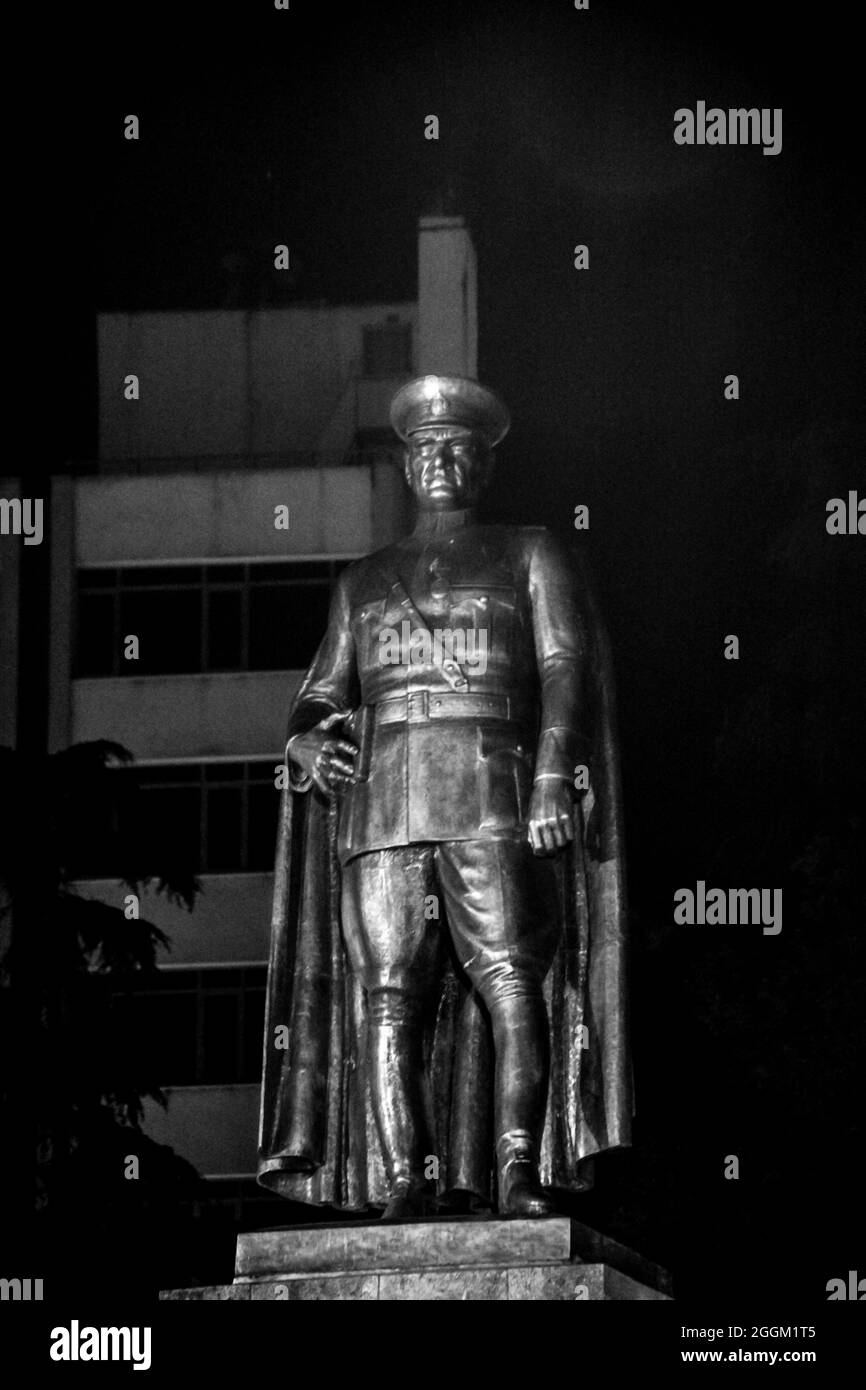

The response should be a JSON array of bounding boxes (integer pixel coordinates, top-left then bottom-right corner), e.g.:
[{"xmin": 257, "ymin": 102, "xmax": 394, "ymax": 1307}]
[{"xmin": 161, "ymin": 1218, "xmax": 672, "ymax": 1301}]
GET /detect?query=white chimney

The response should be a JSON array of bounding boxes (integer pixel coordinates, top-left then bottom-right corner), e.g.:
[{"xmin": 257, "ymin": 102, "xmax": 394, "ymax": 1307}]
[{"xmin": 417, "ymin": 215, "xmax": 478, "ymax": 378}]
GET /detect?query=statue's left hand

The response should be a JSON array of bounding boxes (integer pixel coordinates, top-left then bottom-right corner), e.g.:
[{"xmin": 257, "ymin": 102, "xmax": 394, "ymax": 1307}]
[{"xmin": 527, "ymin": 780, "xmax": 575, "ymax": 855}]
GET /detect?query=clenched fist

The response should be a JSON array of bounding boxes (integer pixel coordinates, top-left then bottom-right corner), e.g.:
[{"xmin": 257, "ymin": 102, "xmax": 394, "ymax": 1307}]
[{"xmin": 527, "ymin": 779, "xmax": 575, "ymax": 855}]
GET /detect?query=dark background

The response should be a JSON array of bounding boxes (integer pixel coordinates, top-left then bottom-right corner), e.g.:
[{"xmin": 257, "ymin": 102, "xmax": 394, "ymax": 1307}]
[{"xmin": 31, "ymin": 0, "xmax": 866, "ymax": 1299}]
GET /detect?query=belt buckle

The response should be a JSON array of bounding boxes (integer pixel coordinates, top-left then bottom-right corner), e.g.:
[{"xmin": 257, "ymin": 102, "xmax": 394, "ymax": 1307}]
[{"xmin": 406, "ymin": 690, "xmax": 428, "ymax": 723}]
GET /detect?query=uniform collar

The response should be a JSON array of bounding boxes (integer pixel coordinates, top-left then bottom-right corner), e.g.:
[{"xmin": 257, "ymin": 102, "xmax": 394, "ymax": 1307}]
[{"xmin": 412, "ymin": 506, "xmax": 477, "ymax": 538}]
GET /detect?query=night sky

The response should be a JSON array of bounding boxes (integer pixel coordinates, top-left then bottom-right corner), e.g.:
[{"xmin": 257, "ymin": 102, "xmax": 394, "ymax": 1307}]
[{"xmin": 49, "ymin": 0, "xmax": 865, "ymax": 1299}]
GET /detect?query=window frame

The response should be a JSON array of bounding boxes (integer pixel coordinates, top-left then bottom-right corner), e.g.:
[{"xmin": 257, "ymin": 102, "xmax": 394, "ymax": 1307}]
[
  {"xmin": 113, "ymin": 964, "xmax": 268, "ymax": 1088},
  {"xmin": 74, "ymin": 558, "xmax": 353, "ymax": 678}
]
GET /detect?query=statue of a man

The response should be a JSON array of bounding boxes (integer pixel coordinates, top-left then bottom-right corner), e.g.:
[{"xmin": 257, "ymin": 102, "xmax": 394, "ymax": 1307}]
[{"xmin": 258, "ymin": 376, "xmax": 631, "ymax": 1220}]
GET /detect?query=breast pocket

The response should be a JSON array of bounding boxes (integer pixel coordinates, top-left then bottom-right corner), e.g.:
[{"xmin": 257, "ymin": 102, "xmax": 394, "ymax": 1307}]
[
  {"xmin": 449, "ymin": 585, "xmax": 517, "ymax": 672},
  {"xmin": 351, "ymin": 598, "xmax": 389, "ymax": 674}
]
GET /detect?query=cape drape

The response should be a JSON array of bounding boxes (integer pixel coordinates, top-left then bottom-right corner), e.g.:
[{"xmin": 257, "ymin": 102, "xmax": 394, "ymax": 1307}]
[{"xmin": 257, "ymin": 556, "xmax": 632, "ymax": 1208}]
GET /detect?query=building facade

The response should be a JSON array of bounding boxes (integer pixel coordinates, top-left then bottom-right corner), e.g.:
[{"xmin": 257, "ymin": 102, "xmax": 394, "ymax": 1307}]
[{"xmin": 2, "ymin": 214, "xmax": 478, "ymax": 1227}]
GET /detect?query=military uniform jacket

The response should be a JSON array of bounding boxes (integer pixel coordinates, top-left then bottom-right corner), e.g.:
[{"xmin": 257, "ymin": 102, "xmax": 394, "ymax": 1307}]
[{"xmin": 287, "ymin": 508, "xmax": 589, "ymax": 865}]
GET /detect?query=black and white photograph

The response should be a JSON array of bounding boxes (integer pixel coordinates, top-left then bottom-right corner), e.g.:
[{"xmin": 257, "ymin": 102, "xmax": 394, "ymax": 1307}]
[{"xmin": 2, "ymin": 0, "xmax": 864, "ymax": 1364}]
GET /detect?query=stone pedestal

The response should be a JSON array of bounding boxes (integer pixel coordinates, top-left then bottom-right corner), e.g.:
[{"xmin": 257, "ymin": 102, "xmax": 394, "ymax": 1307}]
[{"xmin": 161, "ymin": 1218, "xmax": 671, "ymax": 1301}]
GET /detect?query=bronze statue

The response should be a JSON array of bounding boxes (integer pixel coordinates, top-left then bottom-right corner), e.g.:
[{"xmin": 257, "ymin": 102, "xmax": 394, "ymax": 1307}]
[{"xmin": 258, "ymin": 375, "xmax": 631, "ymax": 1219}]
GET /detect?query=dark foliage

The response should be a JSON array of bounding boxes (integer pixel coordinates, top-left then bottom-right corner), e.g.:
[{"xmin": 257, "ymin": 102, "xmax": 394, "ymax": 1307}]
[{"xmin": 0, "ymin": 740, "xmax": 203, "ymax": 1286}]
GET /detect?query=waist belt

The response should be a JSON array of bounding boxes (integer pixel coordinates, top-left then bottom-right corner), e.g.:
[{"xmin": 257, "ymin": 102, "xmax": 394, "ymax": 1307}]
[{"xmin": 375, "ymin": 692, "xmax": 528, "ymax": 726}]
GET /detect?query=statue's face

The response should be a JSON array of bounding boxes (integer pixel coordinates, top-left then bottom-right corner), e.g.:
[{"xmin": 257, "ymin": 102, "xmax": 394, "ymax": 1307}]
[{"xmin": 404, "ymin": 427, "xmax": 493, "ymax": 510}]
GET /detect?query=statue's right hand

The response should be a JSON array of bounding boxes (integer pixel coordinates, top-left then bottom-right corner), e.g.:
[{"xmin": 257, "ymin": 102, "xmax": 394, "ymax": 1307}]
[{"xmin": 288, "ymin": 724, "xmax": 358, "ymax": 796}]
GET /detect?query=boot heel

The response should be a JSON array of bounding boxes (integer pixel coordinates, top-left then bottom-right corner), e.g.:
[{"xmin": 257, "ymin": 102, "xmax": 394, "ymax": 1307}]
[
  {"xmin": 496, "ymin": 1132, "xmax": 556, "ymax": 1218},
  {"xmin": 381, "ymin": 1177, "xmax": 435, "ymax": 1223}
]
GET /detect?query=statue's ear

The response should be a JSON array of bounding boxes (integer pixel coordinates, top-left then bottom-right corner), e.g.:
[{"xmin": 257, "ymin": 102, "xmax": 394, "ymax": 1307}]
[
  {"xmin": 476, "ymin": 448, "xmax": 495, "ymax": 495},
  {"xmin": 402, "ymin": 449, "xmax": 413, "ymax": 489}
]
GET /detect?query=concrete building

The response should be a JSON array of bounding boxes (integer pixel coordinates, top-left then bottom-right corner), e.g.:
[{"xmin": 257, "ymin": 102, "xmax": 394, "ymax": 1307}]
[{"xmin": 1, "ymin": 213, "xmax": 478, "ymax": 1224}]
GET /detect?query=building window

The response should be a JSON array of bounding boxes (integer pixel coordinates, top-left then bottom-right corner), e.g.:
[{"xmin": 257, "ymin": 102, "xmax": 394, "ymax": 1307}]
[
  {"xmin": 75, "ymin": 559, "xmax": 350, "ymax": 678},
  {"xmin": 116, "ymin": 966, "xmax": 267, "ymax": 1087},
  {"xmin": 68, "ymin": 759, "xmax": 280, "ymax": 879},
  {"xmin": 362, "ymin": 318, "xmax": 412, "ymax": 379}
]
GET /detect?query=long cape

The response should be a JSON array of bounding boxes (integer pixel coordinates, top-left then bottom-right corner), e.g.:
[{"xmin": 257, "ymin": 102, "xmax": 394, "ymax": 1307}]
[{"xmin": 257, "ymin": 559, "xmax": 632, "ymax": 1208}]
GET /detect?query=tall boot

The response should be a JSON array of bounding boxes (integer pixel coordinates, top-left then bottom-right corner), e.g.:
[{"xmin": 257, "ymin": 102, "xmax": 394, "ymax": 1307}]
[
  {"xmin": 496, "ymin": 1129, "xmax": 555, "ymax": 1218},
  {"xmin": 489, "ymin": 989, "xmax": 556, "ymax": 1218},
  {"xmin": 367, "ymin": 989, "xmax": 434, "ymax": 1222}
]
